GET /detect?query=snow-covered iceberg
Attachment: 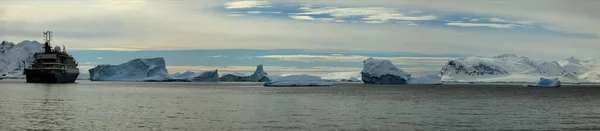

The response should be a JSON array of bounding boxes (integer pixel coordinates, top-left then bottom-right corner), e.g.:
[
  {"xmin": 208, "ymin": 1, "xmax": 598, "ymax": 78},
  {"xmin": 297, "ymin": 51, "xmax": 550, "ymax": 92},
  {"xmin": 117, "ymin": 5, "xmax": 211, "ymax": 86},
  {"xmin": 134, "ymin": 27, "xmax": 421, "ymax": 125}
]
[
  {"xmin": 220, "ymin": 64, "xmax": 270, "ymax": 82},
  {"xmin": 89, "ymin": 57, "xmax": 172, "ymax": 82},
  {"xmin": 264, "ymin": 75, "xmax": 332, "ymax": 87},
  {"xmin": 0, "ymin": 41, "xmax": 43, "ymax": 76},
  {"xmin": 361, "ymin": 57, "xmax": 411, "ymax": 84},
  {"xmin": 170, "ymin": 70, "xmax": 220, "ymax": 82},
  {"xmin": 408, "ymin": 75, "xmax": 442, "ymax": 85},
  {"xmin": 525, "ymin": 77, "xmax": 561, "ymax": 87}
]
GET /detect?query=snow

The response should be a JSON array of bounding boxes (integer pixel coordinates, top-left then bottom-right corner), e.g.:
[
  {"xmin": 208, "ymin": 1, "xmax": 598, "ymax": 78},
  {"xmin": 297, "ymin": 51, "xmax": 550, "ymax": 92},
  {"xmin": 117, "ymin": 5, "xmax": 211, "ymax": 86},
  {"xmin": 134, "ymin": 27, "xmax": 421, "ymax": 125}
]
[
  {"xmin": 525, "ymin": 77, "xmax": 561, "ymax": 87},
  {"xmin": 360, "ymin": 57, "xmax": 442, "ymax": 84},
  {"xmin": 361, "ymin": 57, "xmax": 411, "ymax": 84},
  {"xmin": 557, "ymin": 56, "xmax": 600, "ymax": 83},
  {"xmin": 362, "ymin": 57, "xmax": 411, "ymax": 78},
  {"xmin": 0, "ymin": 41, "xmax": 44, "ymax": 76},
  {"xmin": 170, "ymin": 70, "xmax": 220, "ymax": 82},
  {"xmin": 320, "ymin": 72, "xmax": 362, "ymax": 82},
  {"xmin": 264, "ymin": 75, "xmax": 332, "ymax": 87},
  {"xmin": 441, "ymin": 54, "xmax": 580, "ymax": 83},
  {"xmin": 408, "ymin": 75, "xmax": 442, "ymax": 85},
  {"xmin": 89, "ymin": 57, "xmax": 172, "ymax": 82},
  {"xmin": 220, "ymin": 64, "xmax": 270, "ymax": 82}
]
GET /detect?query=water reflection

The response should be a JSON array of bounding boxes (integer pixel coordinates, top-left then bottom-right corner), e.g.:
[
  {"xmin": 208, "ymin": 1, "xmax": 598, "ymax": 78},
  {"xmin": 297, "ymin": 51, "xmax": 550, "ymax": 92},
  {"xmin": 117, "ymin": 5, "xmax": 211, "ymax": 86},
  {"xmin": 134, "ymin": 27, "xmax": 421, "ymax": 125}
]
[{"xmin": 21, "ymin": 84, "xmax": 74, "ymax": 130}]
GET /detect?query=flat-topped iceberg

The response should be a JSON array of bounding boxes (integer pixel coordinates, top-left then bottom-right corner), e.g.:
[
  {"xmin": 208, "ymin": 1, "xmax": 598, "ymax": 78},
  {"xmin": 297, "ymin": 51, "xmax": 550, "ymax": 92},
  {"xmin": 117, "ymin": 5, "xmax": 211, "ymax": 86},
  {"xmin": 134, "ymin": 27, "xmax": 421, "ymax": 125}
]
[
  {"xmin": 525, "ymin": 77, "xmax": 561, "ymax": 87},
  {"xmin": 264, "ymin": 75, "xmax": 332, "ymax": 87},
  {"xmin": 170, "ymin": 70, "xmax": 220, "ymax": 82},
  {"xmin": 89, "ymin": 57, "xmax": 172, "ymax": 82},
  {"xmin": 361, "ymin": 57, "xmax": 411, "ymax": 84},
  {"xmin": 220, "ymin": 64, "xmax": 270, "ymax": 82}
]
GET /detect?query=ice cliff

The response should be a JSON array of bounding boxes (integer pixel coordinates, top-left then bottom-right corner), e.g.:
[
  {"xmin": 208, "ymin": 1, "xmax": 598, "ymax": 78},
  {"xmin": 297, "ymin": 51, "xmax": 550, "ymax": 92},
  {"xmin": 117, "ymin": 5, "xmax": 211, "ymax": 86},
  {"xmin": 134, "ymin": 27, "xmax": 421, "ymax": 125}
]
[
  {"xmin": 170, "ymin": 70, "xmax": 220, "ymax": 82},
  {"xmin": 361, "ymin": 57, "xmax": 441, "ymax": 84},
  {"xmin": 0, "ymin": 41, "xmax": 44, "ymax": 76},
  {"xmin": 89, "ymin": 57, "xmax": 172, "ymax": 82},
  {"xmin": 220, "ymin": 64, "xmax": 270, "ymax": 82}
]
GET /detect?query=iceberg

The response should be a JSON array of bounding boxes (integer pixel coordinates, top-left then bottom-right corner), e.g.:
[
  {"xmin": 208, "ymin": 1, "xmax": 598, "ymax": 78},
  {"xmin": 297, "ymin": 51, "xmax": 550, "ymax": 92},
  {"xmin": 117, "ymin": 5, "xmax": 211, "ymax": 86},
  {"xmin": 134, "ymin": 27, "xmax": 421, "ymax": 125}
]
[
  {"xmin": 361, "ymin": 57, "xmax": 411, "ymax": 84},
  {"xmin": 0, "ymin": 41, "xmax": 44, "ymax": 76},
  {"xmin": 89, "ymin": 57, "xmax": 172, "ymax": 82},
  {"xmin": 408, "ymin": 75, "xmax": 442, "ymax": 85},
  {"xmin": 320, "ymin": 72, "xmax": 362, "ymax": 82},
  {"xmin": 170, "ymin": 70, "xmax": 220, "ymax": 82},
  {"xmin": 220, "ymin": 64, "xmax": 270, "ymax": 82},
  {"xmin": 264, "ymin": 75, "xmax": 332, "ymax": 87},
  {"xmin": 525, "ymin": 77, "xmax": 561, "ymax": 87}
]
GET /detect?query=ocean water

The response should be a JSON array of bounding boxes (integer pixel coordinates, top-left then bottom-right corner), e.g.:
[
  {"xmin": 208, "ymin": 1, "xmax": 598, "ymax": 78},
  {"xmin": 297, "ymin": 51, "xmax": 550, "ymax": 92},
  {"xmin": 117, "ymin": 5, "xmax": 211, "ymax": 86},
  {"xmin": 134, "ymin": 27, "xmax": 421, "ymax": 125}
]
[{"xmin": 1, "ymin": 80, "xmax": 600, "ymax": 130}]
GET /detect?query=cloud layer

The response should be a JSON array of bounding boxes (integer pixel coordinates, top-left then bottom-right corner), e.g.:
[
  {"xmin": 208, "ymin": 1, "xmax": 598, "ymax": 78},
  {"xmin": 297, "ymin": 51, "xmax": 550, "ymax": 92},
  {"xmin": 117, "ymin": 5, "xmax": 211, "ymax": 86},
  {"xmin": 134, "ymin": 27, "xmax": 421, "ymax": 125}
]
[{"xmin": 2, "ymin": 0, "xmax": 600, "ymax": 73}]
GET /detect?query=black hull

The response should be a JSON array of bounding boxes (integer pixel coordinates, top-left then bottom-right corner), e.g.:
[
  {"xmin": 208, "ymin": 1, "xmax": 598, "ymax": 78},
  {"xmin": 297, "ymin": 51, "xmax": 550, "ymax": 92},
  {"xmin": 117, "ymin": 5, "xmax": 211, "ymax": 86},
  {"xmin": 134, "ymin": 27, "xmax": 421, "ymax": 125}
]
[{"xmin": 25, "ymin": 71, "xmax": 79, "ymax": 83}]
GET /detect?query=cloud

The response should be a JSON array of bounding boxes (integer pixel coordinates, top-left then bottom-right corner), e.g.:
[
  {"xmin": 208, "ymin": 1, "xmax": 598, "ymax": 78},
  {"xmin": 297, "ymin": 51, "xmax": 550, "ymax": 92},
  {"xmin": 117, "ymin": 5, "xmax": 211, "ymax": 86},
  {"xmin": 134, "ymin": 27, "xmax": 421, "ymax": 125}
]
[
  {"xmin": 289, "ymin": 15, "xmax": 314, "ymax": 20},
  {"xmin": 225, "ymin": 1, "xmax": 271, "ymax": 9},
  {"xmin": 93, "ymin": 0, "xmax": 146, "ymax": 11},
  {"xmin": 2, "ymin": 0, "xmax": 599, "ymax": 61},
  {"xmin": 296, "ymin": 6, "xmax": 437, "ymax": 22},
  {"xmin": 288, "ymin": 15, "xmax": 339, "ymax": 22},
  {"xmin": 365, "ymin": 21, "xmax": 385, "ymax": 24},
  {"xmin": 487, "ymin": 17, "xmax": 532, "ymax": 25},
  {"xmin": 446, "ymin": 22, "xmax": 517, "ymax": 29}
]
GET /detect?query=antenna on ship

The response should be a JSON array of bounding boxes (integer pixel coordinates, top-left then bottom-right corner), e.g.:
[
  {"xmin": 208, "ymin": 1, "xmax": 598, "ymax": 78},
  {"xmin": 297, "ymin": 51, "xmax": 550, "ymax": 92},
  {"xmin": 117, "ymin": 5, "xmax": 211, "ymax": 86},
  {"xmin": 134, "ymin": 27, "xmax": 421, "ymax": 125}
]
[
  {"xmin": 43, "ymin": 31, "xmax": 53, "ymax": 53},
  {"xmin": 63, "ymin": 44, "xmax": 66, "ymax": 53}
]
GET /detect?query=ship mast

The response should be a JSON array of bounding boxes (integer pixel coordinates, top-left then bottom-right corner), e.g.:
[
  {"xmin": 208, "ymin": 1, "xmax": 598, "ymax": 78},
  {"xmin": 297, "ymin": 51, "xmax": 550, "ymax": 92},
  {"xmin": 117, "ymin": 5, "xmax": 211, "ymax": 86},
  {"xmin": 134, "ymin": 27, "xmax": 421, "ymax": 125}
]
[{"xmin": 43, "ymin": 31, "xmax": 53, "ymax": 53}]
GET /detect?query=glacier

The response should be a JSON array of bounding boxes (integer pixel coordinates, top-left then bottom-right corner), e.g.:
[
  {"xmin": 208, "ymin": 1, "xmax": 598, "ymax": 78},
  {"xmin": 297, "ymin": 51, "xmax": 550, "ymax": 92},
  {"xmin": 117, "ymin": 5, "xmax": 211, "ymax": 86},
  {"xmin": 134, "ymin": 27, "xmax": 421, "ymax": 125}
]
[
  {"xmin": 557, "ymin": 56, "xmax": 600, "ymax": 83},
  {"xmin": 89, "ymin": 57, "xmax": 173, "ymax": 82},
  {"xmin": 220, "ymin": 64, "xmax": 270, "ymax": 82},
  {"xmin": 440, "ymin": 54, "xmax": 580, "ymax": 83},
  {"xmin": 264, "ymin": 75, "xmax": 332, "ymax": 87},
  {"xmin": 525, "ymin": 77, "xmax": 561, "ymax": 87},
  {"xmin": 170, "ymin": 70, "xmax": 220, "ymax": 82},
  {"xmin": 0, "ymin": 41, "xmax": 44, "ymax": 76}
]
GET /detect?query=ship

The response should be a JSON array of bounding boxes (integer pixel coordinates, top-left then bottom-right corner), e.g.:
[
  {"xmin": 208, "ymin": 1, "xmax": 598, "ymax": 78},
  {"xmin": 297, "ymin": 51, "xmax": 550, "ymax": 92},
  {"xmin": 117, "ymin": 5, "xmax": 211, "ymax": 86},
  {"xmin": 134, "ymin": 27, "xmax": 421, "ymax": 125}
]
[{"xmin": 23, "ymin": 31, "xmax": 80, "ymax": 83}]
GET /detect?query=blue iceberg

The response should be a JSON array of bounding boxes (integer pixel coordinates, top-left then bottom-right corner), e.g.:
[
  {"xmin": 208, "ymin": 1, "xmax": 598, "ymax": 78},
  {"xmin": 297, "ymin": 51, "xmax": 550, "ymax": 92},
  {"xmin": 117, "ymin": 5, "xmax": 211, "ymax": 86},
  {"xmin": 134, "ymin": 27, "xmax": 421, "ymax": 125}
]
[{"xmin": 525, "ymin": 77, "xmax": 561, "ymax": 87}]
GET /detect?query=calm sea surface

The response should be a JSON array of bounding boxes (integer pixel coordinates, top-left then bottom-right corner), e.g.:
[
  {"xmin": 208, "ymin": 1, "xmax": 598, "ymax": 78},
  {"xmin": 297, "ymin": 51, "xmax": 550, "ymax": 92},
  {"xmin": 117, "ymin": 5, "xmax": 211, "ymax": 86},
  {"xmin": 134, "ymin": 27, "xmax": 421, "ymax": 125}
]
[{"xmin": 1, "ymin": 79, "xmax": 600, "ymax": 130}]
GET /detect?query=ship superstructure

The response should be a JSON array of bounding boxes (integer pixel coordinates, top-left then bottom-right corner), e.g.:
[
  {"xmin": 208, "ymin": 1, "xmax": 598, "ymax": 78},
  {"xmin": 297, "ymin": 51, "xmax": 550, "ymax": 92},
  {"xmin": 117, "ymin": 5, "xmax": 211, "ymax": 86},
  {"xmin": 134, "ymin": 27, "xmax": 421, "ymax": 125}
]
[{"xmin": 23, "ymin": 31, "xmax": 79, "ymax": 83}]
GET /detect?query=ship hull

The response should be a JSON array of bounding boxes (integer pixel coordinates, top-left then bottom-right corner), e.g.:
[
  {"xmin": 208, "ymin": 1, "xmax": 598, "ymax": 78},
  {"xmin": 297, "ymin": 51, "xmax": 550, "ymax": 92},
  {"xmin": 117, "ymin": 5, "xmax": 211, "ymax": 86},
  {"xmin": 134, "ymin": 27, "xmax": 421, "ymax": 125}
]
[{"xmin": 24, "ymin": 69, "xmax": 79, "ymax": 83}]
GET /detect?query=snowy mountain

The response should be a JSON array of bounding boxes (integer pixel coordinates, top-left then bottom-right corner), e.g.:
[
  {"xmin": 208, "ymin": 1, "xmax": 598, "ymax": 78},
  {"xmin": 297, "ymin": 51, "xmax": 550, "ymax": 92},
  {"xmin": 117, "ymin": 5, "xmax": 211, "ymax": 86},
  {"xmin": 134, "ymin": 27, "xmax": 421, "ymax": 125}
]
[
  {"xmin": 89, "ymin": 57, "xmax": 172, "ymax": 81},
  {"xmin": 0, "ymin": 41, "xmax": 44, "ymax": 76},
  {"xmin": 557, "ymin": 56, "xmax": 600, "ymax": 82},
  {"xmin": 440, "ymin": 54, "xmax": 579, "ymax": 82}
]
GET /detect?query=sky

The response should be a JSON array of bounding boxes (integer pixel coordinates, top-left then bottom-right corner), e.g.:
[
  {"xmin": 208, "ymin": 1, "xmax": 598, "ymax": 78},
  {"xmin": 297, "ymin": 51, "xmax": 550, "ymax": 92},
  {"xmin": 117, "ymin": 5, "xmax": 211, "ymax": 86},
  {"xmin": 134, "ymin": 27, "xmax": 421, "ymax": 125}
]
[{"xmin": 1, "ymin": 0, "xmax": 599, "ymax": 75}]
